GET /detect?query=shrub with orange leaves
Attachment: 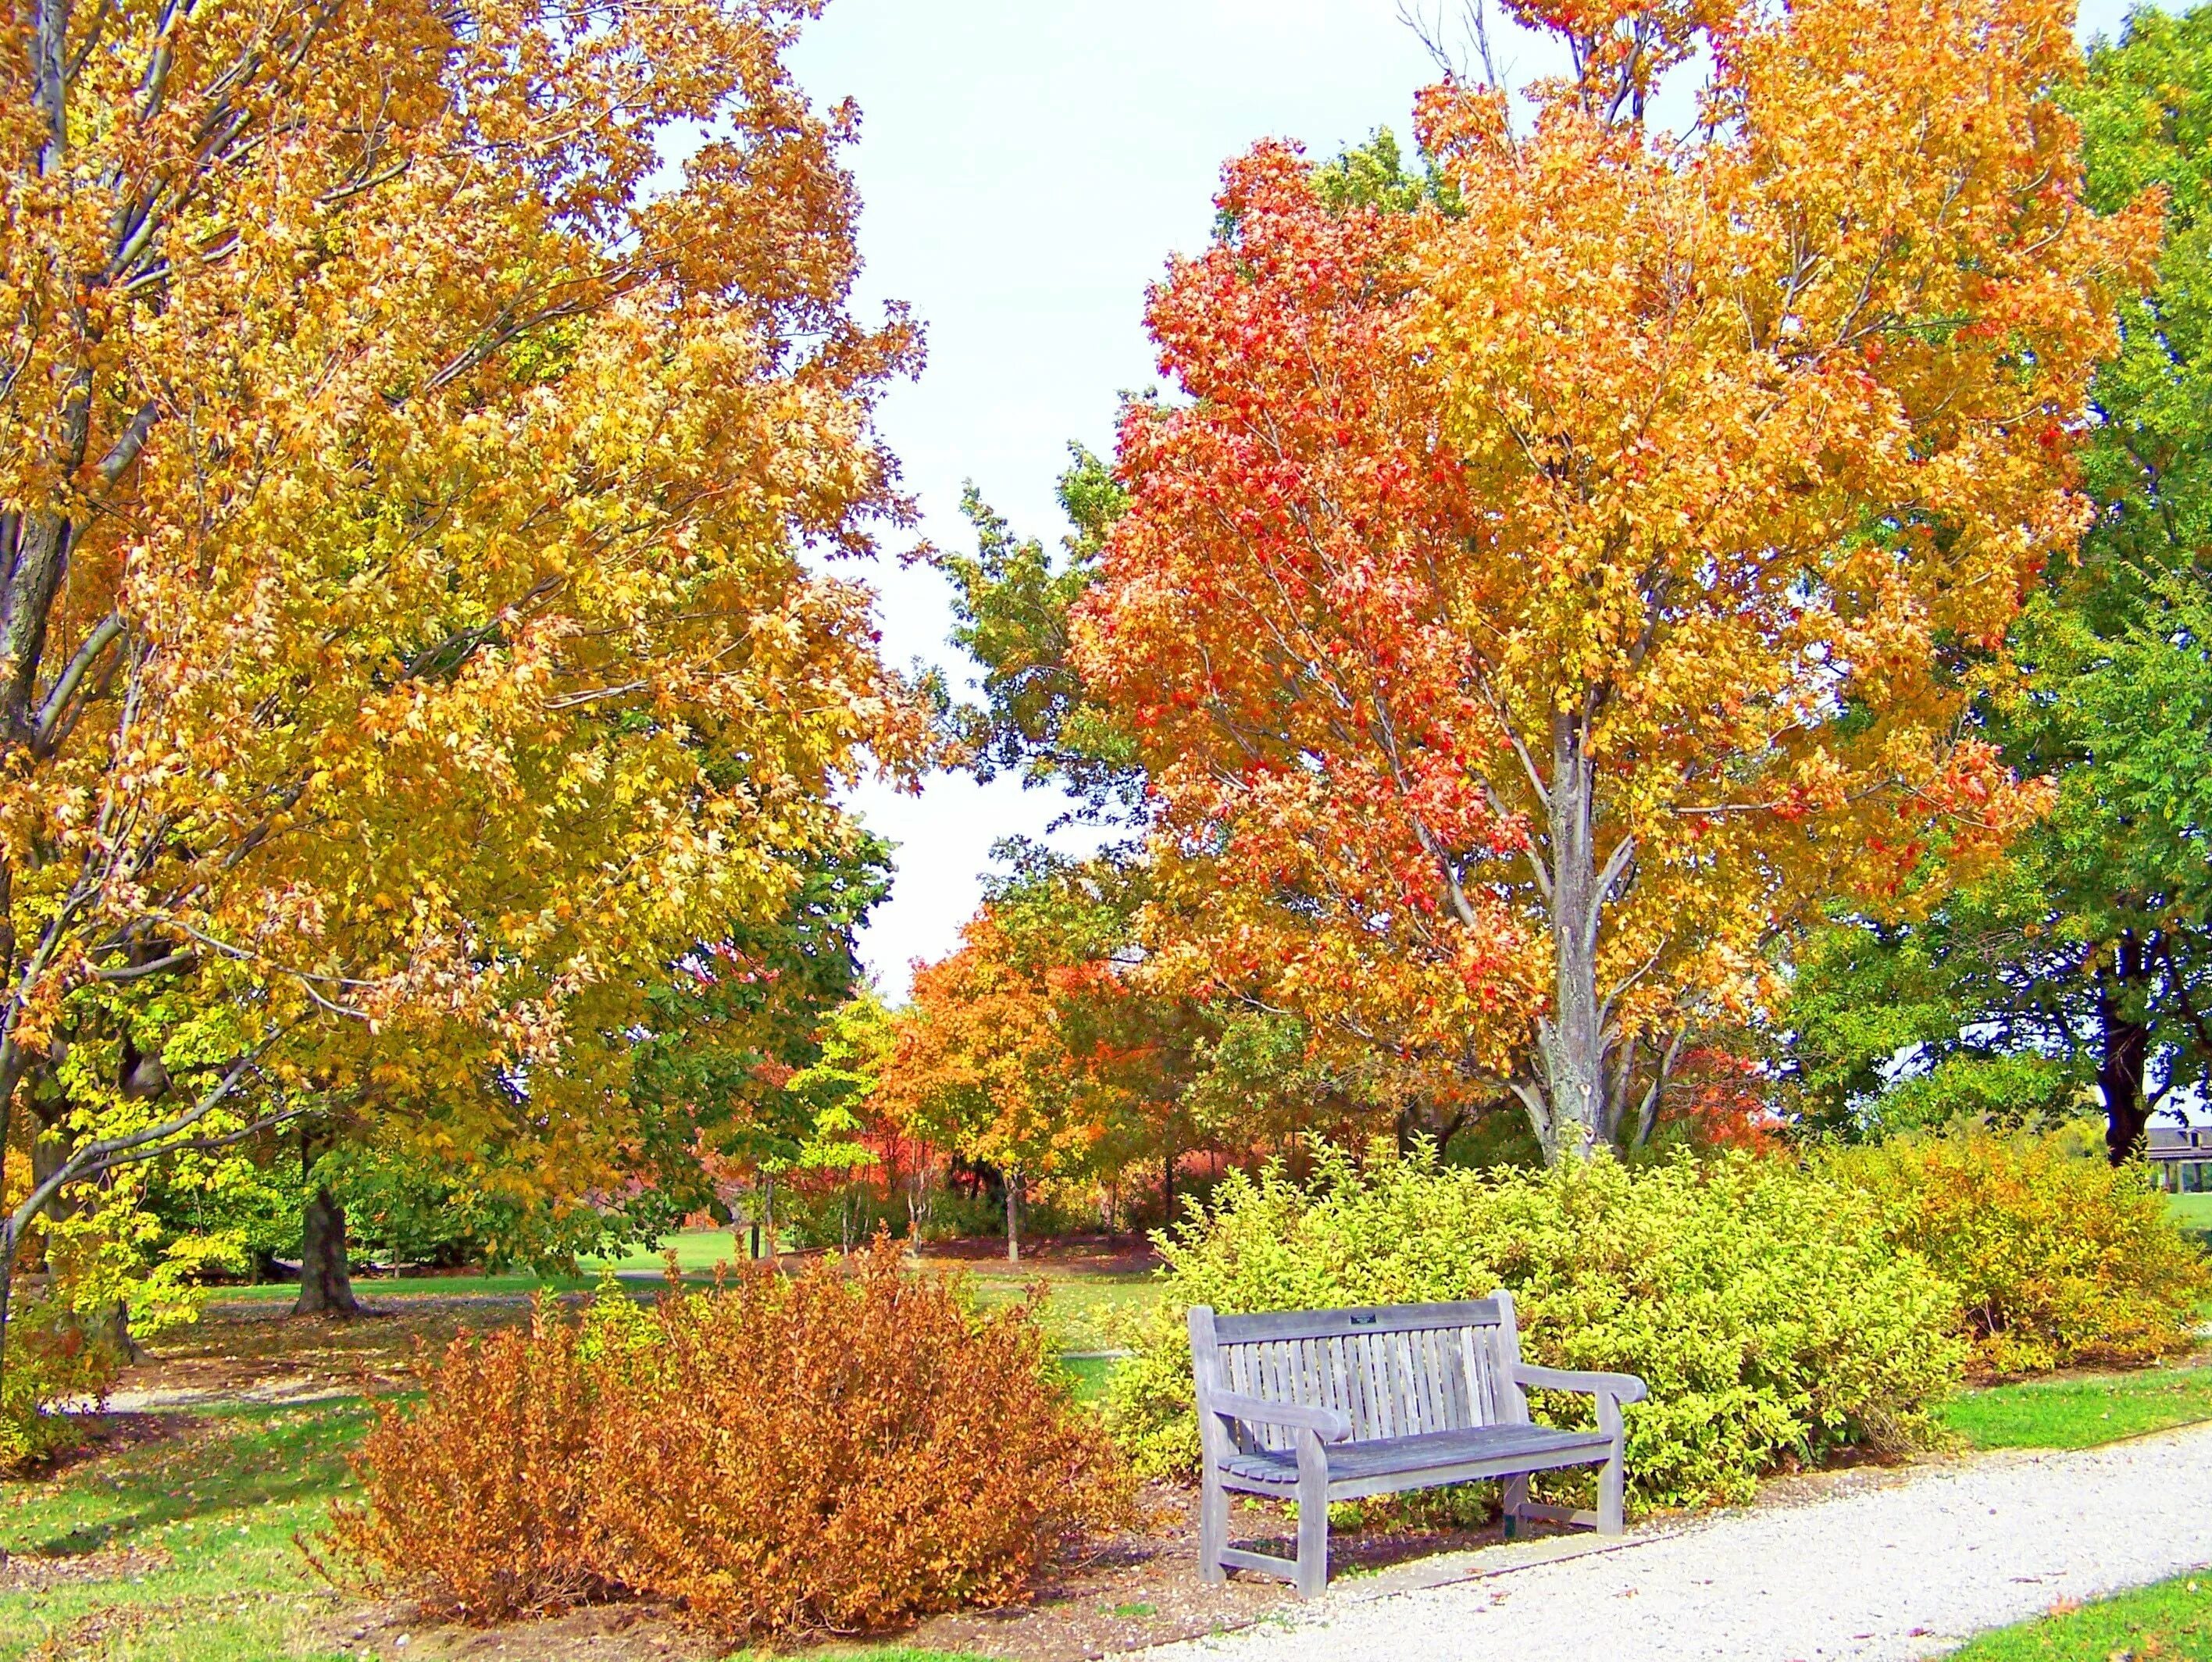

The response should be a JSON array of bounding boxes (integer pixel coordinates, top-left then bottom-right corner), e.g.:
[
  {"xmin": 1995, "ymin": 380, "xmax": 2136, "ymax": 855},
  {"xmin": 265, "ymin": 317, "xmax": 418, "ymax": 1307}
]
[
  {"xmin": 1828, "ymin": 1130, "xmax": 2209, "ymax": 1377},
  {"xmin": 316, "ymin": 1239, "xmax": 1128, "ymax": 1638},
  {"xmin": 311, "ymin": 1302, "xmax": 608, "ymax": 1621}
]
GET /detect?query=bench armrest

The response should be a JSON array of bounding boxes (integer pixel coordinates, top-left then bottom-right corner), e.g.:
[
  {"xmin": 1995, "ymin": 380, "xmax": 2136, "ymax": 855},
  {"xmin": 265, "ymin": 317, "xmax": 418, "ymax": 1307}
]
[
  {"xmin": 1514, "ymin": 1364, "xmax": 1648, "ymax": 1405},
  {"xmin": 1202, "ymin": 1389, "xmax": 1353, "ymax": 1442}
]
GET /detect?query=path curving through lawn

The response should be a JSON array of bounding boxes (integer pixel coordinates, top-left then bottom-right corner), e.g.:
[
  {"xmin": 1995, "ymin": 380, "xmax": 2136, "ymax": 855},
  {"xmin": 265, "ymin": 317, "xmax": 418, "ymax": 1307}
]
[{"xmin": 1132, "ymin": 1422, "xmax": 2212, "ymax": 1661}]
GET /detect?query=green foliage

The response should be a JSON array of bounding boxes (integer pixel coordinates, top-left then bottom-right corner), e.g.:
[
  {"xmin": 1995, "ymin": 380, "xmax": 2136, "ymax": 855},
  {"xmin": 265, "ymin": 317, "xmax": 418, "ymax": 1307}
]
[
  {"xmin": 938, "ymin": 451, "xmax": 1141, "ymax": 822},
  {"xmin": 1778, "ymin": 9, "xmax": 2212, "ymax": 1158},
  {"xmin": 1871, "ymin": 1054, "xmax": 2086, "ymax": 1140},
  {"xmin": 1825, "ymin": 1129, "xmax": 2209, "ymax": 1376},
  {"xmin": 1105, "ymin": 1148, "xmax": 1964, "ymax": 1507},
  {"xmin": 1312, "ymin": 126, "xmax": 1457, "ymax": 216}
]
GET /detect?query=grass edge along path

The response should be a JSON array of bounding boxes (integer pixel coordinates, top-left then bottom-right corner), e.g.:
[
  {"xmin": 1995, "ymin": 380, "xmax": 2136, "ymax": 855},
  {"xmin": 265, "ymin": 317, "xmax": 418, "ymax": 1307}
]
[
  {"xmin": 1939, "ymin": 1364, "xmax": 2212, "ymax": 1451},
  {"xmin": 1947, "ymin": 1569, "xmax": 2212, "ymax": 1660}
]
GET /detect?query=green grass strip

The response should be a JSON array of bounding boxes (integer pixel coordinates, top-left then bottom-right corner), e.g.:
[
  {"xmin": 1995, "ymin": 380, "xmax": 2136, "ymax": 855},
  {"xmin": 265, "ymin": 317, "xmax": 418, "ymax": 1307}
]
[
  {"xmin": 1939, "ymin": 1367, "xmax": 2212, "ymax": 1451},
  {"xmin": 1949, "ymin": 1570, "xmax": 2212, "ymax": 1659}
]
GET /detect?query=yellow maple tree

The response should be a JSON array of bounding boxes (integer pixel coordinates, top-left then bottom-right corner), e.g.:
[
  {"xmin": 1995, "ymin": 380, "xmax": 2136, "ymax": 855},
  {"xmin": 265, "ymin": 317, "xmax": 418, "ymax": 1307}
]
[{"xmin": 0, "ymin": 0, "xmax": 922, "ymax": 1350}]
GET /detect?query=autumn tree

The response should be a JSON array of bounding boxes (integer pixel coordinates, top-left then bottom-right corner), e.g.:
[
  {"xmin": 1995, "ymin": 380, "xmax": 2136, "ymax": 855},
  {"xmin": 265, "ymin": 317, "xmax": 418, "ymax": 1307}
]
[
  {"xmin": 879, "ymin": 906, "xmax": 1086, "ymax": 1261},
  {"xmin": 0, "ymin": 0, "xmax": 921, "ymax": 1373},
  {"xmin": 1777, "ymin": 5, "xmax": 2212, "ymax": 1163},
  {"xmin": 1071, "ymin": 0, "xmax": 2154, "ymax": 1161},
  {"xmin": 943, "ymin": 463, "xmax": 1498, "ymax": 1155}
]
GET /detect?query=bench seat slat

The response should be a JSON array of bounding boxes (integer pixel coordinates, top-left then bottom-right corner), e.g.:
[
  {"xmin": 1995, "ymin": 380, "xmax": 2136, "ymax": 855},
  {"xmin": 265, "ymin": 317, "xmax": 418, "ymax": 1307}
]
[{"xmin": 1218, "ymin": 1424, "xmax": 1610, "ymax": 1489}]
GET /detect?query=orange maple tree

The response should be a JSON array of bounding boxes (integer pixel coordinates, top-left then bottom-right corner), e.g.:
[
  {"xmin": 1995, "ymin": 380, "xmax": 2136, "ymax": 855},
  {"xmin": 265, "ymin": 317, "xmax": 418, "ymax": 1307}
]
[
  {"xmin": 0, "ymin": 0, "xmax": 920, "ymax": 1359},
  {"xmin": 876, "ymin": 908, "xmax": 1094, "ymax": 1261},
  {"xmin": 1074, "ymin": 0, "xmax": 2157, "ymax": 1159}
]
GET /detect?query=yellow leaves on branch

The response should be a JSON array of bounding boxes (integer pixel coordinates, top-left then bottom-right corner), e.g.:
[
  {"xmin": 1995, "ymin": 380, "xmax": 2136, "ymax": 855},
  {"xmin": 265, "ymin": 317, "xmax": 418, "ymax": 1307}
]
[{"xmin": 0, "ymin": 0, "xmax": 924, "ymax": 1091}]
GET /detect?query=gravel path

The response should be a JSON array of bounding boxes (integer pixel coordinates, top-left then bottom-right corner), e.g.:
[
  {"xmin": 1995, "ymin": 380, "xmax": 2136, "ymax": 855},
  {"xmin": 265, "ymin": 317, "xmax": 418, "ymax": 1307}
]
[{"xmin": 1134, "ymin": 1423, "xmax": 2212, "ymax": 1661}]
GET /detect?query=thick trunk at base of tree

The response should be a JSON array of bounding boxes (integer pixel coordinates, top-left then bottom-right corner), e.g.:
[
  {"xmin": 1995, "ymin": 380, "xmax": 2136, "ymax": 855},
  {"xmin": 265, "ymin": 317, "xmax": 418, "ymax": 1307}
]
[
  {"xmin": 2099, "ymin": 982, "xmax": 2153, "ymax": 1168},
  {"xmin": 1005, "ymin": 1167, "xmax": 1021, "ymax": 1263},
  {"xmin": 1533, "ymin": 717, "xmax": 1613, "ymax": 1162},
  {"xmin": 293, "ymin": 1186, "xmax": 359, "ymax": 1316},
  {"xmin": 1162, "ymin": 1149, "xmax": 1175, "ymax": 1228}
]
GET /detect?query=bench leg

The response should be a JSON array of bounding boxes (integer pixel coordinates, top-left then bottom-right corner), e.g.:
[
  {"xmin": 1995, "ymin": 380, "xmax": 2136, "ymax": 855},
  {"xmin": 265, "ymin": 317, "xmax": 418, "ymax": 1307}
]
[
  {"xmin": 1597, "ymin": 1391, "xmax": 1627, "ymax": 1535},
  {"xmin": 1197, "ymin": 1465, "xmax": 1228, "ymax": 1585},
  {"xmin": 1500, "ymin": 1473, "xmax": 1528, "ymax": 1541},
  {"xmin": 1598, "ymin": 1435, "xmax": 1626, "ymax": 1535},
  {"xmin": 1294, "ymin": 1450, "xmax": 1329, "ymax": 1600}
]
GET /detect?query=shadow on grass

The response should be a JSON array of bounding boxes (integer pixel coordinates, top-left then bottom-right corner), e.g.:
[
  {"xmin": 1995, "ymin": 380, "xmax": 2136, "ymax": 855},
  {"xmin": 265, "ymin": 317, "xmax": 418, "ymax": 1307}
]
[{"xmin": 10, "ymin": 1399, "xmax": 373, "ymax": 1558}]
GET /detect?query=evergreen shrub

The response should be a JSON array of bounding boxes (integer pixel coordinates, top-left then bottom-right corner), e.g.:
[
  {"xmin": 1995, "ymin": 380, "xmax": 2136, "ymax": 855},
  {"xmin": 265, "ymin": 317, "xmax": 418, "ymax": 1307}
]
[{"xmin": 1104, "ymin": 1148, "xmax": 1964, "ymax": 1507}]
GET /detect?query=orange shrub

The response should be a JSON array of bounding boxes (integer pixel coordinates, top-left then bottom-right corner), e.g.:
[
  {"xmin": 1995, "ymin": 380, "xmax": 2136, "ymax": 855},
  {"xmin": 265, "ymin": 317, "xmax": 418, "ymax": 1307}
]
[
  {"xmin": 315, "ymin": 1238, "xmax": 1128, "ymax": 1639},
  {"xmin": 313, "ymin": 1302, "xmax": 608, "ymax": 1621},
  {"xmin": 1828, "ymin": 1129, "xmax": 2210, "ymax": 1377},
  {"xmin": 587, "ymin": 1239, "xmax": 1128, "ymax": 1635}
]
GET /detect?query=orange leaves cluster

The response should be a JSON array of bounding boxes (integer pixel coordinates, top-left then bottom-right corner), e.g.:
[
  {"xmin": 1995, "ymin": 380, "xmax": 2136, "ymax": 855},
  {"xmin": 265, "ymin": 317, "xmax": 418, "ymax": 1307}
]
[
  {"xmin": 322, "ymin": 1241, "xmax": 1128, "ymax": 1637},
  {"xmin": 876, "ymin": 908, "xmax": 1097, "ymax": 1182},
  {"xmin": 1072, "ymin": 0, "xmax": 2156, "ymax": 1148}
]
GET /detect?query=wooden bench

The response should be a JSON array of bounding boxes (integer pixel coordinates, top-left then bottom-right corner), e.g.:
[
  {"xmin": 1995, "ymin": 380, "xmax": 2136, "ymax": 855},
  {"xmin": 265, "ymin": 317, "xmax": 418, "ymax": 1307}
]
[{"xmin": 1188, "ymin": 1294, "xmax": 1647, "ymax": 1597}]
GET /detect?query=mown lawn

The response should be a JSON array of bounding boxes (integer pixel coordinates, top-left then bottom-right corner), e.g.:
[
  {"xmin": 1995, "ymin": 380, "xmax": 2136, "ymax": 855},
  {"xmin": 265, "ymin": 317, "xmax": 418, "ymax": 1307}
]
[
  {"xmin": 1950, "ymin": 1571, "xmax": 2212, "ymax": 1659},
  {"xmin": 209, "ymin": 1232, "xmax": 1165, "ymax": 1357},
  {"xmin": 1939, "ymin": 1365, "xmax": 2212, "ymax": 1451},
  {"xmin": 0, "ymin": 1400, "xmax": 370, "ymax": 1661},
  {"xmin": 2167, "ymin": 1193, "xmax": 2212, "ymax": 1231}
]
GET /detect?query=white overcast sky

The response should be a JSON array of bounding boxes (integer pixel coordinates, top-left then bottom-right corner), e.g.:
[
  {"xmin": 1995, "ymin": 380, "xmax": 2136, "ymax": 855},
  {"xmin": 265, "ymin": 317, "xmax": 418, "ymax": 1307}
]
[{"xmin": 788, "ymin": 0, "xmax": 2138, "ymax": 1000}]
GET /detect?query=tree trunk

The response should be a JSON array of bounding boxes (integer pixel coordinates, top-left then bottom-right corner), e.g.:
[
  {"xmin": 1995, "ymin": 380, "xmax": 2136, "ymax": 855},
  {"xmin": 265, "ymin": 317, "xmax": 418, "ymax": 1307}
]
[
  {"xmin": 1162, "ymin": 1147, "xmax": 1176, "ymax": 1228},
  {"xmin": 293, "ymin": 1186, "xmax": 359, "ymax": 1316},
  {"xmin": 2098, "ymin": 956, "xmax": 2154, "ymax": 1168},
  {"xmin": 1005, "ymin": 1165, "xmax": 1021, "ymax": 1264},
  {"xmin": 1533, "ymin": 714, "xmax": 1613, "ymax": 1161}
]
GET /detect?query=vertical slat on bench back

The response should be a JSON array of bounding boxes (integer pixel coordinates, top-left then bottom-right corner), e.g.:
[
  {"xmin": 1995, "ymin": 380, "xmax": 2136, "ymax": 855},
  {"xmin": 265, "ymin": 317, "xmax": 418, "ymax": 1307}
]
[{"xmin": 1206, "ymin": 1299, "xmax": 1518, "ymax": 1446}]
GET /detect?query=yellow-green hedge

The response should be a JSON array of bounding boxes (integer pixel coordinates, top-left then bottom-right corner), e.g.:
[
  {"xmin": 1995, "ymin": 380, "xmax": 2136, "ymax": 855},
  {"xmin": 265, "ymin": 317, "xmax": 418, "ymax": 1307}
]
[
  {"xmin": 1825, "ymin": 1128, "xmax": 2208, "ymax": 1377},
  {"xmin": 1106, "ymin": 1148, "xmax": 1963, "ymax": 1508}
]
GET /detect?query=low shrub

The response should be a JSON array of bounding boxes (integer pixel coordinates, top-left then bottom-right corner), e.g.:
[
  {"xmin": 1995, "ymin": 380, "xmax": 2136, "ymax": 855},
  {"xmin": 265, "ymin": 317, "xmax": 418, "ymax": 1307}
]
[
  {"xmin": 1825, "ymin": 1128, "xmax": 2209, "ymax": 1377},
  {"xmin": 1104, "ymin": 1148, "xmax": 1964, "ymax": 1507},
  {"xmin": 0, "ymin": 1293, "xmax": 123, "ymax": 1470},
  {"xmin": 317, "ymin": 1237, "xmax": 1128, "ymax": 1639},
  {"xmin": 313, "ymin": 1302, "xmax": 605, "ymax": 1621}
]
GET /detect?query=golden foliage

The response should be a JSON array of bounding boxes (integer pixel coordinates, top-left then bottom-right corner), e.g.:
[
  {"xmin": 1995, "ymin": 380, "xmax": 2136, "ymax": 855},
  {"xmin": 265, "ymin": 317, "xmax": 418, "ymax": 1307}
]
[
  {"xmin": 319, "ymin": 1240, "xmax": 1129, "ymax": 1639},
  {"xmin": 1829, "ymin": 1129, "xmax": 2210, "ymax": 1377},
  {"xmin": 1073, "ymin": 0, "xmax": 2158, "ymax": 1157},
  {"xmin": 0, "ymin": 0, "xmax": 924, "ymax": 1214}
]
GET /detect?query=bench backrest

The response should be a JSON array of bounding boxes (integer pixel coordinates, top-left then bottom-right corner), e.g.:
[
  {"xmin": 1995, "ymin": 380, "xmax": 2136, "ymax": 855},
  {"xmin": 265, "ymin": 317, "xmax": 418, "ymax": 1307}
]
[{"xmin": 1189, "ymin": 1295, "xmax": 1529, "ymax": 1453}]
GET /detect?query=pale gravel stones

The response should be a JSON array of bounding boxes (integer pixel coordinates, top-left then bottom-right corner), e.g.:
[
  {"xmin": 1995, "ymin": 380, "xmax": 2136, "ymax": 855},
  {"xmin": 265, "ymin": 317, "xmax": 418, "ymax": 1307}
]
[{"xmin": 1132, "ymin": 1422, "xmax": 2212, "ymax": 1661}]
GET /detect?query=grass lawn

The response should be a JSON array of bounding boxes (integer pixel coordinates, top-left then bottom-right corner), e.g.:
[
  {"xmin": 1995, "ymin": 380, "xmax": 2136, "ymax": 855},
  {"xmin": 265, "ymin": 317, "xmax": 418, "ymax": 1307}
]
[
  {"xmin": 206, "ymin": 1233, "xmax": 1163, "ymax": 1357},
  {"xmin": 1939, "ymin": 1366, "xmax": 2212, "ymax": 1450},
  {"xmin": 2167, "ymin": 1193, "xmax": 2212, "ymax": 1231},
  {"xmin": 1950, "ymin": 1571, "xmax": 2212, "ymax": 1659},
  {"xmin": 960, "ymin": 1263, "xmax": 1159, "ymax": 1353},
  {"xmin": 0, "ymin": 1400, "xmax": 372, "ymax": 1661}
]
